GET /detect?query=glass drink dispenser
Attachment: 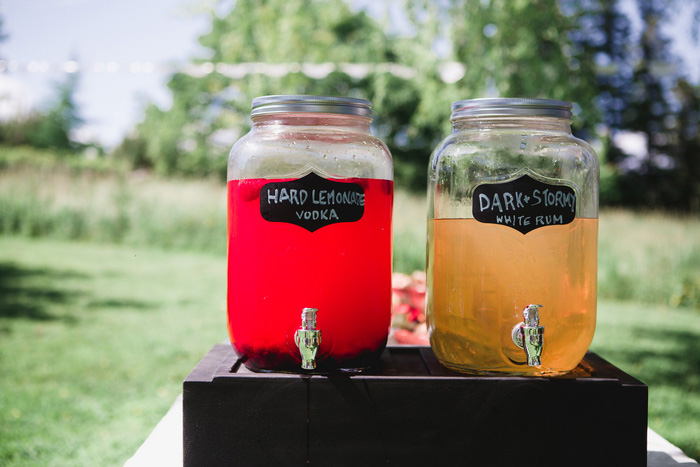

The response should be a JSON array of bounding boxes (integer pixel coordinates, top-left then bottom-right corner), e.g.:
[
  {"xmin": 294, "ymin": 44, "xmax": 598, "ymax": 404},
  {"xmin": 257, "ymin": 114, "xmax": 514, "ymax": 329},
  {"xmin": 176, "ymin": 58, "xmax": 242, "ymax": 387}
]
[
  {"xmin": 227, "ymin": 95, "xmax": 393, "ymax": 372},
  {"xmin": 426, "ymin": 98, "xmax": 599, "ymax": 375}
]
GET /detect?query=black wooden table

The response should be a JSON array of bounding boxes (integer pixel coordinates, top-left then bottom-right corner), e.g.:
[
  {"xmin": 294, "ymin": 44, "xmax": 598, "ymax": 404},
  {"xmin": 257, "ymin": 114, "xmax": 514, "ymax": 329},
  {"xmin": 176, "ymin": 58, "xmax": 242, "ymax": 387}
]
[{"xmin": 183, "ymin": 345, "xmax": 648, "ymax": 466}]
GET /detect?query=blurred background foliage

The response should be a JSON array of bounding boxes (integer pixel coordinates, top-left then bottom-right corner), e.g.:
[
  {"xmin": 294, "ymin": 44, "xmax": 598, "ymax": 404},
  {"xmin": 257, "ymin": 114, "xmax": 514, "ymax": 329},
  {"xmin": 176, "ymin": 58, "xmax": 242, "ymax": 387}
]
[
  {"xmin": 1, "ymin": 0, "xmax": 700, "ymax": 207},
  {"xmin": 2, "ymin": 3, "xmax": 700, "ymax": 463}
]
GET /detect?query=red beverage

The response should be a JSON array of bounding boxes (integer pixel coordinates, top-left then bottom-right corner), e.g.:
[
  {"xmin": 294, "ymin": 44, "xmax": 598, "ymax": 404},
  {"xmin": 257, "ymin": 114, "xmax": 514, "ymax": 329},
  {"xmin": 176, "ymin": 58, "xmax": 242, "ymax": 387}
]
[{"xmin": 227, "ymin": 176, "xmax": 393, "ymax": 372}]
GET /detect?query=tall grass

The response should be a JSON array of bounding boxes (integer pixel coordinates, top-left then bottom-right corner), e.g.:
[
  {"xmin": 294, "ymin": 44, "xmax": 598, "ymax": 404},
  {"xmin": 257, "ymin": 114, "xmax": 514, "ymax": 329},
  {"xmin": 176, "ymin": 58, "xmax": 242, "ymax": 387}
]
[
  {"xmin": 2, "ymin": 154, "xmax": 700, "ymax": 462},
  {"xmin": 1, "ymin": 159, "xmax": 699, "ymax": 308},
  {"xmin": 393, "ymin": 189, "xmax": 427, "ymax": 273},
  {"xmin": 598, "ymin": 210, "xmax": 700, "ymax": 307},
  {"xmin": 0, "ymin": 165, "xmax": 226, "ymax": 253}
]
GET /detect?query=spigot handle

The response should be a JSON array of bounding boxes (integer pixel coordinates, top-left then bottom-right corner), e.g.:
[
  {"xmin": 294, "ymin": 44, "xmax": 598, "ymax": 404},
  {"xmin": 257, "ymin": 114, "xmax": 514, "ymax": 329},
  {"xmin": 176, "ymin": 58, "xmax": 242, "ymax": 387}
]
[
  {"xmin": 301, "ymin": 307, "xmax": 318, "ymax": 330},
  {"xmin": 511, "ymin": 304, "xmax": 544, "ymax": 367},
  {"xmin": 523, "ymin": 304, "xmax": 541, "ymax": 327},
  {"xmin": 295, "ymin": 308, "xmax": 321, "ymax": 370}
]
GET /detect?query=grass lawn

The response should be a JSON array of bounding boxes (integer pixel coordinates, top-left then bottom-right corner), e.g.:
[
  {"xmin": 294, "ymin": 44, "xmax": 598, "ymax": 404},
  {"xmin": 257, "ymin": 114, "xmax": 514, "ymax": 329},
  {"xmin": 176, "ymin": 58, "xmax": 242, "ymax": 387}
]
[
  {"xmin": 592, "ymin": 300, "xmax": 700, "ymax": 461},
  {"xmin": 0, "ymin": 237, "xmax": 226, "ymax": 465},
  {"xmin": 2, "ymin": 236, "xmax": 700, "ymax": 464}
]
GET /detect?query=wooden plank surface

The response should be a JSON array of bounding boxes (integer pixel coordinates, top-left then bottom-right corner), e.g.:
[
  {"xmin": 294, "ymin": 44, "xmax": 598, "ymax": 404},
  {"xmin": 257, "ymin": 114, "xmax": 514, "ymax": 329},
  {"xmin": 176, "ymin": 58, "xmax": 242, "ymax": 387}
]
[{"xmin": 184, "ymin": 345, "xmax": 648, "ymax": 466}]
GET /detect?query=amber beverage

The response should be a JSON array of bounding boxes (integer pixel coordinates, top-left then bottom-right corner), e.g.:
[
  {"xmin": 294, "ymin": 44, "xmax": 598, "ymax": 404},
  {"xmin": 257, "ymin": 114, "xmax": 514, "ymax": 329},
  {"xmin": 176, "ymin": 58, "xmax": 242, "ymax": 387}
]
[
  {"xmin": 427, "ymin": 98, "xmax": 600, "ymax": 375},
  {"xmin": 427, "ymin": 218, "xmax": 597, "ymax": 375}
]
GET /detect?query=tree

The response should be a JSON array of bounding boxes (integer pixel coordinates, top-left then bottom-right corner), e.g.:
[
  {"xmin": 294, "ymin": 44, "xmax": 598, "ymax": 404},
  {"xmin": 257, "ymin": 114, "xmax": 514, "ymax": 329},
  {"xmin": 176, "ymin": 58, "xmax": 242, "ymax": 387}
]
[
  {"xmin": 598, "ymin": 0, "xmax": 700, "ymax": 210},
  {"xmin": 565, "ymin": 0, "xmax": 635, "ymax": 130},
  {"xmin": 399, "ymin": 0, "xmax": 602, "ymax": 133},
  {"xmin": 0, "ymin": 13, "xmax": 7, "ymax": 48},
  {"xmin": 28, "ymin": 72, "xmax": 83, "ymax": 150},
  {"xmin": 128, "ymin": 0, "xmax": 608, "ymax": 186},
  {"xmin": 0, "ymin": 17, "xmax": 6, "ymax": 47},
  {"xmin": 124, "ymin": 0, "xmax": 699, "ymax": 203},
  {"xmin": 1, "ymin": 14, "xmax": 85, "ymax": 151},
  {"xmin": 0, "ymin": 70, "xmax": 84, "ymax": 151},
  {"xmin": 674, "ymin": 79, "xmax": 700, "ymax": 211},
  {"xmin": 128, "ymin": 0, "xmax": 412, "ymax": 180}
]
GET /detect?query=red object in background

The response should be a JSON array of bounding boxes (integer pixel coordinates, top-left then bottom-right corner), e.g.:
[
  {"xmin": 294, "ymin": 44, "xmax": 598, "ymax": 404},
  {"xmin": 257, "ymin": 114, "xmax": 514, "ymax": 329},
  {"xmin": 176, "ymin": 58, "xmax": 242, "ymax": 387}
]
[
  {"xmin": 392, "ymin": 329, "xmax": 429, "ymax": 346},
  {"xmin": 391, "ymin": 271, "xmax": 429, "ymax": 345},
  {"xmin": 227, "ymin": 177, "xmax": 394, "ymax": 372}
]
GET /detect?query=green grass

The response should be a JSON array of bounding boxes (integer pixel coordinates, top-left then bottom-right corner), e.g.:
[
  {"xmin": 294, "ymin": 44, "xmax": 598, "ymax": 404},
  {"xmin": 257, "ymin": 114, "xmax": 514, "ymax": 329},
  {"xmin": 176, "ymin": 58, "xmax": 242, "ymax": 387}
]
[
  {"xmin": 2, "ymin": 152, "xmax": 700, "ymax": 463},
  {"xmin": 0, "ymin": 237, "xmax": 226, "ymax": 465},
  {"xmin": 598, "ymin": 210, "xmax": 700, "ymax": 307},
  {"xmin": 393, "ymin": 189, "xmax": 427, "ymax": 273},
  {"xmin": 2, "ymin": 236, "xmax": 700, "ymax": 464},
  {"xmin": 0, "ymin": 164, "xmax": 226, "ymax": 253},
  {"xmin": 7, "ymin": 161, "xmax": 699, "ymax": 308},
  {"xmin": 0, "ymin": 160, "xmax": 425, "ymax": 272},
  {"xmin": 592, "ymin": 301, "xmax": 700, "ymax": 461}
]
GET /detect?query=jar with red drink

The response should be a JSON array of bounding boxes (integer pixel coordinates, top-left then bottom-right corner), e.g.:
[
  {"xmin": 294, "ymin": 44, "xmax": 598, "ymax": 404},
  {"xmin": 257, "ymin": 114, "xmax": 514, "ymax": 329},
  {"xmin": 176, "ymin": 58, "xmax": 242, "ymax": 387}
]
[{"xmin": 227, "ymin": 95, "xmax": 393, "ymax": 372}]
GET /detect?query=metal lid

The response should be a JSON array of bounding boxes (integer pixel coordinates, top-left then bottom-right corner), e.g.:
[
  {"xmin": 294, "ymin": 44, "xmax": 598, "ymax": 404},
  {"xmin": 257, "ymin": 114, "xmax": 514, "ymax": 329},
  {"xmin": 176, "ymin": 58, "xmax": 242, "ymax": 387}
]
[
  {"xmin": 251, "ymin": 95, "xmax": 372, "ymax": 117},
  {"xmin": 451, "ymin": 98, "xmax": 572, "ymax": 119}
]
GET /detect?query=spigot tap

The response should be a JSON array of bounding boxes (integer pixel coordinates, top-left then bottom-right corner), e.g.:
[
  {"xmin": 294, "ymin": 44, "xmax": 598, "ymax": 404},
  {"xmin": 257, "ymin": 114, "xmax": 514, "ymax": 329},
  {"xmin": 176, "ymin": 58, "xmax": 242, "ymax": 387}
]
[
  {"xmin": 294, "ymin": 308, "xmax": 322, "ymax": 370},
  {"xmin": 511, "ymin": 304, "xmax": 545, "ymax": 366}
]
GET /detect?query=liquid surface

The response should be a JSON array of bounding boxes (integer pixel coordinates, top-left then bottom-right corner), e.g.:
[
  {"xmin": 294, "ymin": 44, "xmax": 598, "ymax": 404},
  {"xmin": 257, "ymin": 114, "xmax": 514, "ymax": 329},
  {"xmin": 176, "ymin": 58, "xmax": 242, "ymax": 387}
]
[
  {"xmin": 227, "ymin": 177, "xmax": 393, "ymax": 372},
  {"xmin": 427, "ymin": 218, "xmax": 598, "ymax": 375}
]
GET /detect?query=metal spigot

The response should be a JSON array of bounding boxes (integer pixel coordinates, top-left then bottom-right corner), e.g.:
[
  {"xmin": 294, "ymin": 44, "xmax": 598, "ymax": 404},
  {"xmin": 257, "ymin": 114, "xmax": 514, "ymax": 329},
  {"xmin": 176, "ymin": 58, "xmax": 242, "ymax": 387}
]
[
  {"xmin": 294, "ymin": 308, "xmax": 322, "ymax": 370},
  {"xmin": 511, "ymin": 304, "xmax": 545, "ymax": 366}
]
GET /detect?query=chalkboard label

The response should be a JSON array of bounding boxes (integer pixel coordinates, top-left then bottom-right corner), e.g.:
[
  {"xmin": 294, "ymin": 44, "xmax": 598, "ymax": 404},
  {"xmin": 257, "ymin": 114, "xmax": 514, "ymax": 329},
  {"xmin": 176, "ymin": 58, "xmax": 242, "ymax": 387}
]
[
  {"xmin": 260, "ymin": 172, "xmax": 365, "ymax": 232},
  {"xmin": 472, "ymin": 175, "xmax": 576, "ymax": 234}
]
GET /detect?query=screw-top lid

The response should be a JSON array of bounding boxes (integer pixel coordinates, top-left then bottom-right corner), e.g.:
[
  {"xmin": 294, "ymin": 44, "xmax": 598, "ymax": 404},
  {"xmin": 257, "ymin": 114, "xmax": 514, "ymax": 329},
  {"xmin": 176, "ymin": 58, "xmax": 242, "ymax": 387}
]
[
  {"xmin": 251, "ymin": 95, "xmax": 372, "ymax": 117},
  {"xmin": 451, "ymin": 98, "xmax": 572, "ymax": 119}
]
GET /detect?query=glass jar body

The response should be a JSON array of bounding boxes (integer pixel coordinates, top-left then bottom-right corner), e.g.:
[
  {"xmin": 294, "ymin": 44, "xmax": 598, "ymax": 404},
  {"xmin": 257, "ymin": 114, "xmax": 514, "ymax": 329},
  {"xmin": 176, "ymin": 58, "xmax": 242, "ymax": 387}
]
[
  {"xmin": 427, "ymin": 115, "xmax": 599, "ymax": 375},
  {"xmin": 227, "ymin": 112, "xmax": 393, "ymax": 373}
]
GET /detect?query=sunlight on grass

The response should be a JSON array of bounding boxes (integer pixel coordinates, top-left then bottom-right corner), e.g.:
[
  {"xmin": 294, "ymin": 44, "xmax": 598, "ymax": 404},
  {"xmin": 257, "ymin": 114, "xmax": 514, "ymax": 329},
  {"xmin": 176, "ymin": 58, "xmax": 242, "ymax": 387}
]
[
  {"xmin": 0, "ymin": 237, "xmax": 226, "ymax": 465},
  {"xmin": 593, "ymin": 300, "xmax": 700, "ymax": 460},
  {"xmin": 2, "ymin": 236, "xmax": 700, "ymax": 464},
  {"xmin": 1, "ymin": 161, "xmax": 700, "ymax": 463}
]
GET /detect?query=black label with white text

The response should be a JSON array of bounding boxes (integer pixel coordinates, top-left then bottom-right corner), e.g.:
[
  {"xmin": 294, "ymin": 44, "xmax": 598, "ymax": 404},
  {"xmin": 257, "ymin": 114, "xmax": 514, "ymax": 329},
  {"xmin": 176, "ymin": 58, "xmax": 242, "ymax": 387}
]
[
  {"xmin": 472, "ymin": 175, "xmax": 577, "ymax": 234},
  {"xmin": 260, "ymin": 172, "xmax": 365, "ymax": 232}
]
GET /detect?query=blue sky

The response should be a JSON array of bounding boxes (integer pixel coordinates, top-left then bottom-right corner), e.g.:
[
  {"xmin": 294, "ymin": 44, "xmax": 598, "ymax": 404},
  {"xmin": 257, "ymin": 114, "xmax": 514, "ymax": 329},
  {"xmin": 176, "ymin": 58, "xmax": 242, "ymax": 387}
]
[
  {"xmin": 1, "ymin": 0, "xmax": 698, "ymax": 149},
  {"xmin": 1, "ymin": 0, "xmax": 210, "ymax": 147}
]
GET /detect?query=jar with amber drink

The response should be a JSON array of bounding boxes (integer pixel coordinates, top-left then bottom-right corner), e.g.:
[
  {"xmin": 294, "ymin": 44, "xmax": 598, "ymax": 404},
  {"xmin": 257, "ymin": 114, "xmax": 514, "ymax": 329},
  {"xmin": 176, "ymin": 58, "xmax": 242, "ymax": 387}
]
[{"xmin": 426, "ymin": 98, "xmax": 599, "ymax": 375}]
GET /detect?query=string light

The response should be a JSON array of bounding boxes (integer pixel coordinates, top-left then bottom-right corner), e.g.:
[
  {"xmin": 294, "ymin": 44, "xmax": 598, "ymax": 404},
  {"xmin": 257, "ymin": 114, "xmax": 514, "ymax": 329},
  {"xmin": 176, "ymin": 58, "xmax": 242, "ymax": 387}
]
[
  {"xmin": 0, "ymin": 60, "xmax": 162, "ymax": 74},
  {"xmin": 0, "ymin": 60, "xmax": 467, "ymax": 82}
]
